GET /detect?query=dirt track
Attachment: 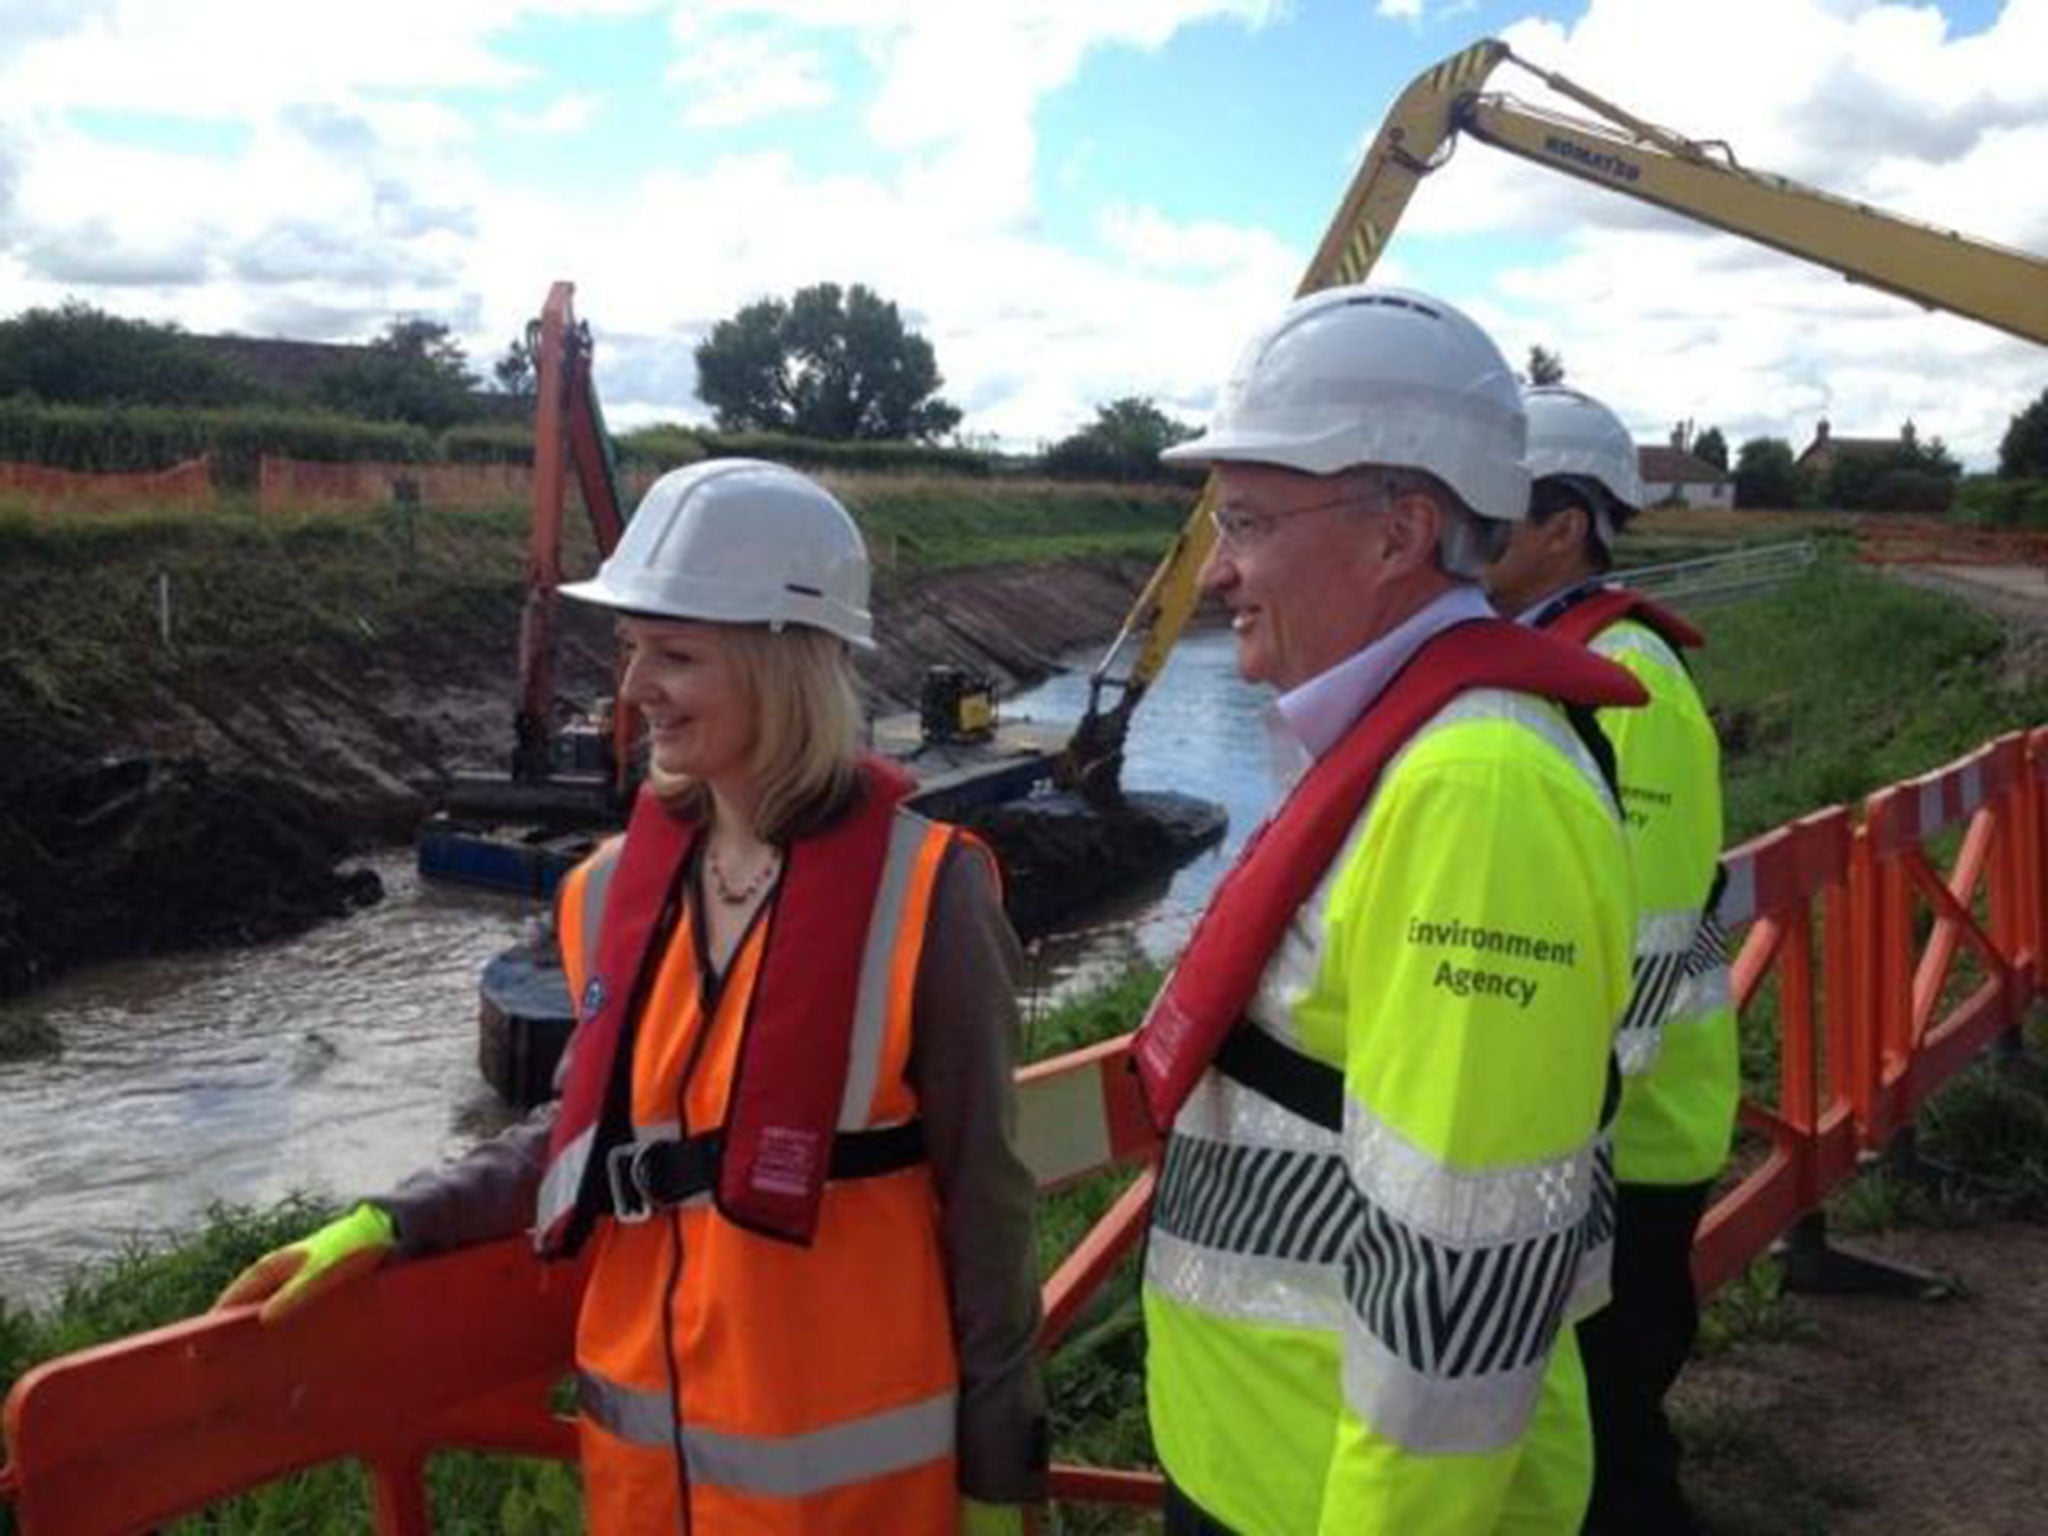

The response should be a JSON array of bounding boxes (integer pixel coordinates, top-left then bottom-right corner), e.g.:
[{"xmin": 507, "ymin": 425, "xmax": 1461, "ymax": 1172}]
[{"xmin": 1681, "ymin": 1221, "xmax": 2048, "ymax": 1535}]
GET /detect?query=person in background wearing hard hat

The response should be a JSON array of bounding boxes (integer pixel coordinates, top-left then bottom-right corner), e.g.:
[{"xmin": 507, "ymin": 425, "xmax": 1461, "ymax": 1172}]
[
  {"xmin": 1132, "ymin": 286, "xmax": 1644, "ymax": 1534},
  {"xmin": 1485, "ymin": 388, "xmax": 1738, "ymax": 1536},
  {"xmin": 214, "ymin": 460, "xmax": 1049, "ymax": 1536}
]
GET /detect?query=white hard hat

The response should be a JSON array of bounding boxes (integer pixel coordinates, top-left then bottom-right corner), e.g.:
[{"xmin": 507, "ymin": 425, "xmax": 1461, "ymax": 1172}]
[
  {"xmin": 1523, "ymin": 386, "xmax": 1644, "ymax": 535},
  {"xmin": 1162, "ymin": 285, "xmax": 1530, "ymax": 523},
  {"xmin": 561, "ymin": 459, "xmax": 874, "ymax": 648}
]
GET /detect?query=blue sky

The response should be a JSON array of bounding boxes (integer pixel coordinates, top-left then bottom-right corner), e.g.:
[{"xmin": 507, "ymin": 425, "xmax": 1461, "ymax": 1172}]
[{"xmin": 0, "ymin": 0, "xmax": 2043, "ymax": 462}]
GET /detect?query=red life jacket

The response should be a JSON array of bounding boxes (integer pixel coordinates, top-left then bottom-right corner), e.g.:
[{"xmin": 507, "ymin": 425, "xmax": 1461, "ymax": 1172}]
[
  {"xmin": 1541, "ymin": 585, "xmax": 1704, "ymax": 652},
  {"xmin": 1132, "ymin": 618, "xmax": 1647, "ymax": 1129},
  {"xmin": 537, "ymin": 757, "xmax": 916, "ymax": 1256}
]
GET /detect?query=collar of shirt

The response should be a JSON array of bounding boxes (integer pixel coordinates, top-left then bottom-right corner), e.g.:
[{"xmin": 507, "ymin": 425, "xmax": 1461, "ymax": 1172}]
[
  {"xmin": 1269, "ymin": 584, "xmax": 1497, "ymax": 769},
  {"xmin": 1520, "ymin": 577, "xmax": 1610, "ymax": 629}
]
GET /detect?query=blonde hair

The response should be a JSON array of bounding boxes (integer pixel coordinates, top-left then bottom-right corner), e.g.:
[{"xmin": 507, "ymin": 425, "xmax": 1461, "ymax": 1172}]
[{"xmin": 647, "ymin": 623, "xmax": 864, "ymax": 843}]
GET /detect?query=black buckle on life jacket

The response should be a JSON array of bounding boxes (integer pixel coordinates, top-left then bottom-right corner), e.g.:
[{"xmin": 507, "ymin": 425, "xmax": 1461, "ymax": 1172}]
[{"xmin": 605, "ymin": 1121, "xmax": 927, "ymax": 1224}]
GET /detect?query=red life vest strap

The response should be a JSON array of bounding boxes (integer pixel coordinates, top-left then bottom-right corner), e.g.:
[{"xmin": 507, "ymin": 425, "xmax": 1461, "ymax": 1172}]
[
  {"xmin": 719, "ymin": 757, "xmax": 915, "ymax": 1245},
  {"xmin": 1132, "ymin": 617, "xmax": 1645, "ymax": 1130},
  {"xmin": 1542, "ymin": 586, "xmax": 1704, "ymax": 652},
  {"xmin": 539, "ymin": 757, "xmax": 916, "ymax": 1255}
]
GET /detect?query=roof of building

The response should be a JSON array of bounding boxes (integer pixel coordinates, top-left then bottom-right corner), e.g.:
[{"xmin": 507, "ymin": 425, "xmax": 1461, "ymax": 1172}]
[{"xmin": 1637, "ymin": 444, "xmax": 1727, "ymax": 484}]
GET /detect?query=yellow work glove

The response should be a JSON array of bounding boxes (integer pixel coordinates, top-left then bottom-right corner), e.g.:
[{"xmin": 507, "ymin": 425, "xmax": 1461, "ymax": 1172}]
[
  {"xmin": 962, "ymin": 1498, "xmax": 1041, "ymax": 1536},
  {"xmin": 212, "ymin": 1202, "xmax": 396, "ymax": 1324}
]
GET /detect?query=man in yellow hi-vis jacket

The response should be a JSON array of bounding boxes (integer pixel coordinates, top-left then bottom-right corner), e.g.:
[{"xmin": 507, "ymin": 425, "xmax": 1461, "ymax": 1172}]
[
  {"xmin": 1486, "ymin": 386, "xmax": 1739, "ymax": 1535},
  {"xmin": 1133, "ymin": 288, "xmax": 1642, "ymax": 1535}
]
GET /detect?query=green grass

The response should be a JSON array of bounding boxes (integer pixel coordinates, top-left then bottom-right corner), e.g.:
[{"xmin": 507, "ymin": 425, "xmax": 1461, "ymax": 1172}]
[
  {"xmin": 1691, "ymin": 557, "xmax": 2044, "ymax": 842},
  {"xmin": 835, "ymin": 475, "xmax": 1186, "ymax": 575}
]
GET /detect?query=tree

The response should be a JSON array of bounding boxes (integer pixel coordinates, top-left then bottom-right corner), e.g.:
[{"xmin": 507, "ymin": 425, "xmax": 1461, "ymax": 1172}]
[
  {"xmin": 2000, "ymin": 387, "xmax": 2048, "ymax": 479},
  {"xmin": 316, "ymin": 318, "xmax": 479, "ymax": 430},
  {"xmin": 693, "ymin": 283, "xmax": 961, "ymax": 441},
  {"xmin": 1818, "ymin": 421, "xmax": 1962, "ymax": 512},
  {"xmin": 1733, "ymin": 436, "xmax": 1800, "ymax": 509},
  {"xmin": 493, "ymin": 333, "xmax": 536, "ymax": 401},
  {"xmin": 1043, "ymin": 396, "xmax": 1198, "ymax": 482},
  {"xmin": 0, "ymin": 301, "xmax": 257, "ymax": 407},
  {"xmin": 1526, "ymin": 345, "xmax": 1566, "ymax": 386},
  {"xmin": 1693, "ymin": 426, "xmax": 1729, "ymax": 472}
]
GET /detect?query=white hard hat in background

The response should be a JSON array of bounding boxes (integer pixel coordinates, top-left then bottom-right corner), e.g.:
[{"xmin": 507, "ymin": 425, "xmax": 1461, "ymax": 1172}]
[
  {"xmin": 560, "ymin": 458, "xmax": 874, "ymax": 648},
  {"xmin": 1523, "ymin": 386, "xmax": 1644, "ymax": 542},
  {"xmin": 1162, "ymin": 285, "xmax": 1530, "ymax": 523}
]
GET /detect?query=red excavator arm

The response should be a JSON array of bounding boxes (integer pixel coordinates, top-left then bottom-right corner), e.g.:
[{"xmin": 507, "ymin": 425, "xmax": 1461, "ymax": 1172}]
[{"xmin": 512, "ymin": 281, "xmax": 630, "ymax": 785}]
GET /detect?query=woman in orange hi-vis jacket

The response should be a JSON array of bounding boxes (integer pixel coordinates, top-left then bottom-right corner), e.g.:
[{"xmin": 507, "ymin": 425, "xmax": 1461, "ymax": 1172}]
[{"xmin": 215, "ymin": 459, "xmax": 1050, "ymax": 1535}]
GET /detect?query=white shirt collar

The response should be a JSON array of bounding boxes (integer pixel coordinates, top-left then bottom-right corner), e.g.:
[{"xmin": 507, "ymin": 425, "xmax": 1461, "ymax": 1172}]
[{"xmin": 1271, "ymin": 584, "xmax": 1497, "ymax": 766}]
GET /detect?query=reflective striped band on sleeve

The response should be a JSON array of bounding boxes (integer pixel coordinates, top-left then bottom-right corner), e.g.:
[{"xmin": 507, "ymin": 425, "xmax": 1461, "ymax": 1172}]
[
  {"xmin": 1666, "ymin": 905, "xmax": 1732, "ymax": 1027},
  {"xmin": 1615, "ymin": 908, "xmax": 1703, "ymax": 1076},
  {"xmin": 1147, "ymin": 1067, "xmax": 1608, "ymax": 1454},
  {"xmin": 1336, "ymin": 1094, "xmax": 1601, "ymax": 1449},
  {"xmin": 578, "ymin": 1368, "xmax": 956, "ymax": 1497}
]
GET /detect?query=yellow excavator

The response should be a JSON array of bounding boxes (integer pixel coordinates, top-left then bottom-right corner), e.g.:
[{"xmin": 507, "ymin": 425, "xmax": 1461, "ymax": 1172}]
[{"xmin": 1060, "ymin": 36, "xmax": 2048, "ymax": 799}]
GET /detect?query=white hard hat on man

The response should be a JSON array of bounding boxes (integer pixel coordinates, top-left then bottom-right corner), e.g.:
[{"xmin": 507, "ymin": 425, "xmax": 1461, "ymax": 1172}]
[{"xmin": 1164, "ymin": 284, "xmax": 1531, "ymax": 523}]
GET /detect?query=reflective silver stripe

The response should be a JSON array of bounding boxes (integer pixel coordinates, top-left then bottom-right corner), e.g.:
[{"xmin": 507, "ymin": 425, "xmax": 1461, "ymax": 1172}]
[
  {"xmin": 1716, "ymin": 856, "xmax": 1756, "ymax": 929},
  {"xmin": 535, "ymin": 1123, "xmax": 595, "ymax": 1238},
  {"xmin": 1402, "ymin": 690, "xmax": 1615, "ymax": 813},
  {"xmin": 1339, "ymin": 1318, "xmax": 1549, "ymax": 1455},
  {"xmin": 1617, "ymin": 908, "xmax": 1710, "ymax": 1075},
  {"xmin": 1171, "ymin": 1058, "xmax": 1344, "ymax": 1156},
  {"xmin": 1960, "ymin": 760, "xmax": 1985, "ymax": 818},
  {"xmin": 579, "ymin": 1370, "xmax": 956, "ymax": 1497},
  {"xmin": 579, "ymin": 1368, "xmax": 675, "ymax": 1448},
  {"xmin": 1637, "ymin": 908, "xmax": 1699, "ymax": 958},
  {"xmin": 1591, "ymin": 624, "xmax": 1683, "ymax": 676},
  {"xmin": 839, "ymin": 811, "xmax": 932, "ymax": 1130},
  {"xmin": 1672, "ymin": 962, "xmax": 1732, "ymax": 1021},
  {"xmin": 576, "ymin": 841, "xmax": 623, "ymax": 982},
  {"xmin": 1343, "ymin": 1094, "xmax": 1598, "ymax": 1246},
  {"xmin": 690, "ymin": 1389, "xmax": 955, "ymax": 1497},
  {"xmin": 1145, "ymin": 1228, "xmax": 1343, "ymax": 1332}
]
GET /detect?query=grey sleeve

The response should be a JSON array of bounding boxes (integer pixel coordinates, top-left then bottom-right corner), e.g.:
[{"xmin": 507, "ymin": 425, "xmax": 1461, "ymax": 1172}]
[
  {"xmin": 374, "ymin": 1100, "xmax": 557, "ymax": 1258},
  {"xmin": 911, "ymin": 841, "xmax": 1051, "ymax": 1505}
]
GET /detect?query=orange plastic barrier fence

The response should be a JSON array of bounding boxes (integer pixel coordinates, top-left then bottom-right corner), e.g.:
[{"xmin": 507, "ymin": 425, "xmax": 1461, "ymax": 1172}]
[
  {"xmin": 1690, "ymin": 809, "xmax": 1860, "ymax": 1295},
  {"xmin": 0, "ymin": 1242, "xmax": 588, "ymax": 1535},
  {"xmin": 0, "ymin": 458, "xmax": 214, "ymax": 512},
  {"xmin": 1850, "ymin": 732, "xmax": 2037, "ymax": 1151},
  {"xmin": 9, "ymin": 727, "xmax": 2048, "ymax": 1532}
]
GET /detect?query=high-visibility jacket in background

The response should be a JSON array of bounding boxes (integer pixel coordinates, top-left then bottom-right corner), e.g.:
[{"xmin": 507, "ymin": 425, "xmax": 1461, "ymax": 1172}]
[
  {"xmin": 1542, "ymin": 586, "xmax": 1740, "ymax": 1187},
  {"xmin": 551, "ymin": 775, "xmax": 967, "ymax": 1533},
  {"xmin": 1140, "ymin": 620, "xmax": 1641, "ymax": 1535}
]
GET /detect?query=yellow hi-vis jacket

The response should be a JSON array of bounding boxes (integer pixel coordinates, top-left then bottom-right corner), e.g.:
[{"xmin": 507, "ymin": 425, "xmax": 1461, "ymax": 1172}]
[
  {"xmin": 1590, "ymin": 617, "xmax": 1740, "ymax": 1187},
  {"xmin": 1144, "ymin": 689, "xmax": 1636, "ymax": 1535}
]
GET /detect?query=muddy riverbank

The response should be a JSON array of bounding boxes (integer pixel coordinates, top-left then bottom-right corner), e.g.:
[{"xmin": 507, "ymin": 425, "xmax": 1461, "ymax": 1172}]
[{"xmin": 0, "ymin": 551, "xmax": 1162, "ymax": 1001}]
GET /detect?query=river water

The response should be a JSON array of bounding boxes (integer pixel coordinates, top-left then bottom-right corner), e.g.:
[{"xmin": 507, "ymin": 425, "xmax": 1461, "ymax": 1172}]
[{"xmin": 0, "ymin": 629, "xmax": 1276, "ymax": 1308}]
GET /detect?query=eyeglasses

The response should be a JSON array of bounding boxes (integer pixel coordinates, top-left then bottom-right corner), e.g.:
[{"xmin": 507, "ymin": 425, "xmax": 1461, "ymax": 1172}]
[{"xmin": 1206, "ymin": 486, "xmax": 1378, "ymax": 551}]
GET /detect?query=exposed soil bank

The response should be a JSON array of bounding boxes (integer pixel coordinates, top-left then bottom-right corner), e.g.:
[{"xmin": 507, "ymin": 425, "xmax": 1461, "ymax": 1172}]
[{"xmin": 0, "ymin": 554, "xmax": 1161, "ymax": 997}]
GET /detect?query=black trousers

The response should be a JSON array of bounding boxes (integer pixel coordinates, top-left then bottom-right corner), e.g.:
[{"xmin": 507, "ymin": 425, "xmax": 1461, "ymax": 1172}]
[
  {"xmin": 1163, "ymin": 1478, "xmax": 1236, "ymax": 1535},
  {"xmin": 1578, "ymin": 1179, "xmax": 1713, "ymax": 1536}
]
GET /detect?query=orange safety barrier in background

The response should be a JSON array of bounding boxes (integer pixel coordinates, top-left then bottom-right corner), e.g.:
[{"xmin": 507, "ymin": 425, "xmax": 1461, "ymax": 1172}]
[
  {"xmin": 1690, "ymin": 809, "xmax": 1861, "ymax": 1296},
  {"xmin": 10, "ymin": 726, "xmax": 2048, "ymax": 1532},
  {"xmin": 1850, "ymin": 732, "xmax": 2036, "ymax": 1152},
  {"xmin": 0, "ymin": 458, "xmax": 215, "ymax": 513}
]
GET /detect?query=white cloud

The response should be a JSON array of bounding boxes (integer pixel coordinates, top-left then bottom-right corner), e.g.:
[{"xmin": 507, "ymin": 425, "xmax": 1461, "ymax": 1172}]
[
  {"xmin": 494, "ymin": 92, "xmax": 602, "ymax": 137},
  {"xmin": 664, "ymin": 26, "xmax": 835, "ymax": 127}
]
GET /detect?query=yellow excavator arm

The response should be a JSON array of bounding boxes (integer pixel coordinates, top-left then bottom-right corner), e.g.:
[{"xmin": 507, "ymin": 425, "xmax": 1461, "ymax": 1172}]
[{"xmin": 1060, "ymin": 37, "xmax": 2048, "ymax": 795}]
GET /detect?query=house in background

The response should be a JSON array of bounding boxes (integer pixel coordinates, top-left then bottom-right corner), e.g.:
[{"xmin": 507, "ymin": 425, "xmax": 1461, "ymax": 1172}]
[
  {"xmin": 1795, "ymin": 418, "xmax": 1912, "ymax": 477},
  {"xmin": 1637, "ymin": 443, "xmax": 1733, "ymax": 507}
]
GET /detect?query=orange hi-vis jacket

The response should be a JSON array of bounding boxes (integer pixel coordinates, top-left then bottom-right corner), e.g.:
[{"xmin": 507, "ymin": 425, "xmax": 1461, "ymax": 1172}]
[{"xmin": 551, "ymin": 778, "xmax": 968, "ymax": 1533}]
